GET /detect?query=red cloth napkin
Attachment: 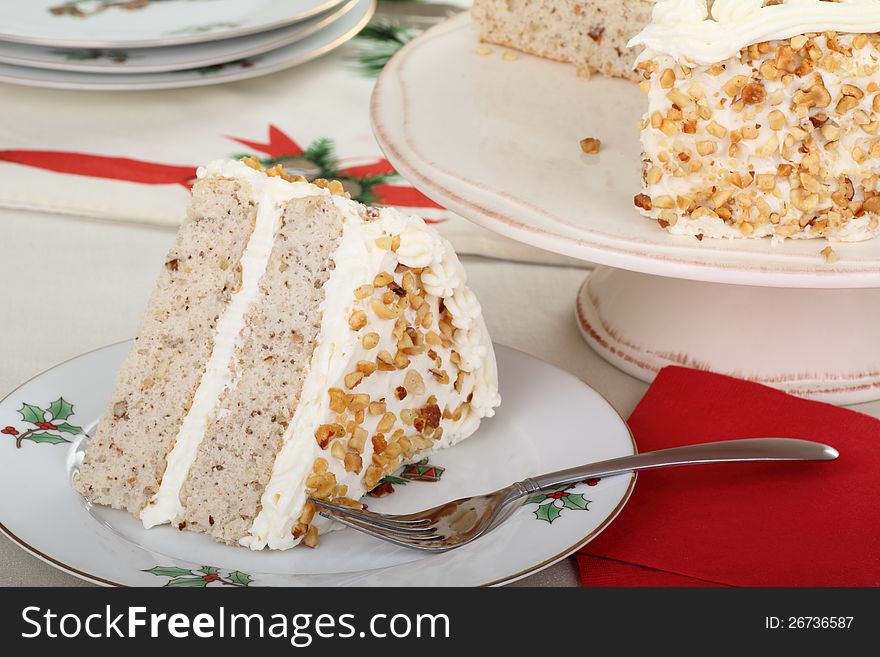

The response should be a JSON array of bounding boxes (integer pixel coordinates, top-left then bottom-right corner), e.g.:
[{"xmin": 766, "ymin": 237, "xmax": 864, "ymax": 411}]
[{"xmin": 578, "ymin": 366, "xmax": 880, "ymax": 587}]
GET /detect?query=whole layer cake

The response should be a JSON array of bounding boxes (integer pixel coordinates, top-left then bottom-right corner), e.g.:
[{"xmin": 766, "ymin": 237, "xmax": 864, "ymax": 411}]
[
  {"xmin": 631, "ymin": 0, "xmax": 880, "ymax": 241},
  {"xmin": 472, "ymin": 0, "xmax": 654, "ymax": 81},
  {"xmin": 74, "ymin": 158, "xmax": 500, "ymax": 551}
]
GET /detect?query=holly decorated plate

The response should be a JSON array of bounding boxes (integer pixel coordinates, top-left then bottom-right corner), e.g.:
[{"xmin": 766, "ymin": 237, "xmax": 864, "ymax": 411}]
[
  {"xmin": 0, "ymin": 342, "xmax": 635, "ymax": 587},
  {"xmin": 0, "ymin": 0, "xmax": 348, "ymax": 49},
  {"xmin": 0, "ymin": 0, "xmax": 375, "ymax": 91},
  {"xmin": 0, "ymin": 0, "xmax": 359, "ymax": 74}
]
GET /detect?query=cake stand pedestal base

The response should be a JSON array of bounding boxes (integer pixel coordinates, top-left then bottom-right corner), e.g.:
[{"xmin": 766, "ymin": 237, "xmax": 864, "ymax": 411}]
[{"xmin": 576, "ymin": 267, "xmax": 880, "ymax": 405}]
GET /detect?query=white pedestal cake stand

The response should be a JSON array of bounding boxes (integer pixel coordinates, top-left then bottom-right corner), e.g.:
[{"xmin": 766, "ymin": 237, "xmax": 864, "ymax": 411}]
[{"xmin": 371, "ymin": 13, "xmax": 880, "ymax": 405}]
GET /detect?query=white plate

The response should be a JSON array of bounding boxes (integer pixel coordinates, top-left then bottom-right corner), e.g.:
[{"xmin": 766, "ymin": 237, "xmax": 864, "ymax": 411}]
[
  {"xmin": 0, "ymin": 0, "xmax": 375, "ymax": 91},
  {"xmin": 0, "ymin": 0, "xmax": 358, "ymax": 74},
  {"xmin": 0, "ymin": 0, "xmax": 347, "ymax": 49},
  {"xmin": 371, "ymin": 14, "xmax": 880, "ymax": 289},
  {"xmin": 0, "ymin": 342, "xmax": 635, "ymax": 587}
]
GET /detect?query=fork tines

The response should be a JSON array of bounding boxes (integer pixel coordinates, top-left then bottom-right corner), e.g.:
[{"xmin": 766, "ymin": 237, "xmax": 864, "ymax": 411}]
[{"xmin": 308, "ymin": 498, "xmax": 446, "ymax": 549}]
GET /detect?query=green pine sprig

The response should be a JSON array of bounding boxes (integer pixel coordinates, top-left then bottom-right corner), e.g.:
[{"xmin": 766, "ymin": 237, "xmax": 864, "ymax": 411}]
[{"xmin": 351, "ymin": 21, "xmax": 418, "ymax": 78}]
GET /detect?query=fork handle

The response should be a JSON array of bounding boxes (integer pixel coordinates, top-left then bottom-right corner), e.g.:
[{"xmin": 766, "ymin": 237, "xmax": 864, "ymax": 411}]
[{"xmin": 517, "ymin": 438, "xmax": 838, "ymax": 495}]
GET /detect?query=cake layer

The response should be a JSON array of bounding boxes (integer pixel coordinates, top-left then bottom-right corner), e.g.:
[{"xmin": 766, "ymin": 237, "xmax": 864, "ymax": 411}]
[
  {"xmin": 472, "ymin": 0, "xmax": 652, "ymax": 81},
  {"xmin": 74, "ymin": 179, "xmax": 258, "ymax": 513},
  {"xmin": 634, "ymin": 31, "xmax": 880, "ymax": 241},
  {"xmin": 179, "ymin": 195, "xmax": 344, "ymax": 545}
]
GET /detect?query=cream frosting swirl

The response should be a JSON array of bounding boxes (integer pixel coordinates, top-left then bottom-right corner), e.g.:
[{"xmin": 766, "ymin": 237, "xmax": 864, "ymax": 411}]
[
  {"xmin": 421, "ymin": 239, "xmax": 466, "ymax": 298},
  {"xmin": 629, "ymin": 0, "xmax": 880, "ymax": 66},
  {"xmin": 444, "ymin": 287, "xmax": 482, "ymax": 331}
]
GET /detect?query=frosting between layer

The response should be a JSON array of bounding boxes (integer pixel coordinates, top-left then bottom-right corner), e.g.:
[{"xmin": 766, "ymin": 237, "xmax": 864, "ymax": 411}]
[{"xmin": 630, "ymin": 0, "xmax": 880, "ymax": 66}]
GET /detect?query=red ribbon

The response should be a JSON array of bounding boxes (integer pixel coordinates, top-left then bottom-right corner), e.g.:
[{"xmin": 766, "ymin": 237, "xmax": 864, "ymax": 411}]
[{"xmin": 0, "ymin": 124, "xmax": 444, "ymax": 212}]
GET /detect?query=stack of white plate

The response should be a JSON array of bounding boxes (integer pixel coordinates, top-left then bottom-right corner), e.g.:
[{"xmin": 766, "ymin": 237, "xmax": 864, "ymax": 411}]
[{"xmin": 0, "ymin": 0, "xmax": 375, "ymax": 91}]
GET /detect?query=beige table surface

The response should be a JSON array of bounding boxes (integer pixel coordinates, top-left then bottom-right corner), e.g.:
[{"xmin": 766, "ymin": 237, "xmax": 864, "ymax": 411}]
[{"xmin": 3, "ymin": 206, "xmax": 878, "ymax": 587}]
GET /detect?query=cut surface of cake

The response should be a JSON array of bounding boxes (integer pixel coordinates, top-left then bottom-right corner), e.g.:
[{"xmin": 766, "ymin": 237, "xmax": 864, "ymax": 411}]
[
  {"xmin": 631, "ymin": 0, "xmax": 880, "ymax": 241},
  {"xmin": 74, "ymin": 158, "xmax": 500, "ymax": 551},
  {"xmin": 472, "ymin": 0, "xmax": 654, "ymax": 81}
]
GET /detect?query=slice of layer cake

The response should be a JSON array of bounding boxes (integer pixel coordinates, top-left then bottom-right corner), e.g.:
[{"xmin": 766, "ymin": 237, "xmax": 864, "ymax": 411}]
[
  {"xmin": 472, "ymin": 0, "xmax": 654, "ymax": 81},
  {"xmin": 631, "ymin": 0, "xmax": 880, "ymax": 240},
  {"xmin": 74, "ymin": 158, "xmax": 500, "ymax": 551}
]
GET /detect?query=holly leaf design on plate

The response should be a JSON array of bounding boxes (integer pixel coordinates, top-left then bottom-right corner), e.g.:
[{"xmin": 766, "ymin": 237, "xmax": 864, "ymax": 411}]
[
  {"xmin": 198, "ymin": 566, "xmax": 220, "ymax": 575},
  {"xmin": 561, "ymin": 494, "xmax": 591, "ymax": 511},
  {"xmin": 164, "ymin": 577, "xmax": 209, "ymax": 588},
  {"xmin": 525, "ymin": 493, "xmax": 548, "ymax": 505},
  {"xmin": 53, "ymin": 422, "xmax": 84, "ymax": 435},
  {"xmin": 143, "ymin": 566, "xmax": 194, "ymax": 578},
  {"xmin": 227, "ymin": 571, "xmax": 253, "ymax": 587},
  {"xmin": 47, "ymin": 397, "xmax": 75, "ymax": 421},
  {"xmin": 17, "ymin": 403, "xmax": 45, "ymax": 425},
  {"xmin": 25, "ymin": 432, "xmax": 70, "ymax": 445},
  {"xmin": 533, "ymin": 502, "xmax": 563, "ymax": 524}
]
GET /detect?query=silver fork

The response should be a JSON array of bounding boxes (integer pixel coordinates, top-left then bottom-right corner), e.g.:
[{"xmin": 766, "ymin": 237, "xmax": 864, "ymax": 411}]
[{"xmin": 311, "ymin": 438, "xmax": 838, "ymax": 553}]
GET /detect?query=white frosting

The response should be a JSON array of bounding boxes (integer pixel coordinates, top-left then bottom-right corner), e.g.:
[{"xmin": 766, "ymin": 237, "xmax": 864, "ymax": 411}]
[
  {"xmin": 421, "ymin": 239, "xmax": 465, "ymax": 298},
  {"xmin": 444, "ymin": 287, "xmax": 482, "ymax": 330},
  {"xmin": 630, "ymin": 0, "xmax": 880, "ymax": 66},
  {"xmin": 140, "ymin": 162, "xmax": 331, "ymax": 528}
]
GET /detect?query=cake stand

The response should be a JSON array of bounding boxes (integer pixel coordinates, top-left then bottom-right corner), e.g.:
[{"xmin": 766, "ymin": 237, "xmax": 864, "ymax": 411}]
[{"xmin": 371, "ymin": 13, "xmax": 880, "ymax": 405}]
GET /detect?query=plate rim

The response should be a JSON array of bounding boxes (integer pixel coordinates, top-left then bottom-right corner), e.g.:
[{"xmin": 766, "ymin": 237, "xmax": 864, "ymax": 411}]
[
  {"xmin": 0, "ymin": 0, "xmax": 360, "ymax": 75},
  {"xmin": 0, "ymin": 339, "xmax": 637, "ymax": 587},
  {"xmin": 0, "ymin": 0, "xmax": 376, "ymax": 91},
  {"xmin": 370, "ymin": 13, "xmax": 880, "ymax": 290},
  {"xmin": 0, "ymin": 0, "xmax": 348, "ymax": 49}
]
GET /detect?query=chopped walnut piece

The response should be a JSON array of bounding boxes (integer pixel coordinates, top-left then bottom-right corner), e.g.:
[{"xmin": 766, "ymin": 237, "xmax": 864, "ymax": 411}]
[
  {"xmin": 376, "ymin": 412, "xmax": 396, "ymax": 433},
  {"xmin": 371, "ymin": 297, "xmax": 399, "ymax": 320},
  {"xmin": 364, "ymin": 464, "xmax": 384, "ymax": 489},
  {"xmin": 356, "ymin": 360, "xmax": 378, "ymax": 376},
  {"xmin": 315, "ymin": 424, "xmax": 345, "ymax": 449},
  {"xmin": 361, "ymin": 332, "xmax": 380, "ymax": 350},
  {"xmin": 821, "ymin": 246, "xmax": 839, "ymax": 264},
  {"xmin": 372, "ymin": 433, "xmax": 388, "ymax": 455},
  {"xmin": 742, "ymin": 82, "xmax": 766, "ymax": 105},
  {"xmin": 266, "ymin": 164, "xmax": 293, "ymax": 181},
  {"xmin": 241, "ymin": 156, "xmax": 262, "ymax": 170},
  {"xmin": 404, "ymin": 370, "xmax": 426, "ymax": 395},
  {"xmin": 344, "ymin": 371, "xmax": 365, "ymax": 390},
  {"xmin": 634, "ymin": 194, "xmax": 653, "ymax": 211},
  {"xmin": 376, "ymin": 350, "xmax": 395, "ymax": 371},
  {"xmin": 303, "ymin": 525, "xmax": 319, "ymax": 548},
  {"xmin": 579, "ymin": 137, "xmax": 601, "ymax": 154},
  {"xmin": 344, "ymin": 452, "xmax": 363, "ymax": 474},
  {"xmin": 348, "ymin": 310, "xmax": 367, "ymax": 331}
]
